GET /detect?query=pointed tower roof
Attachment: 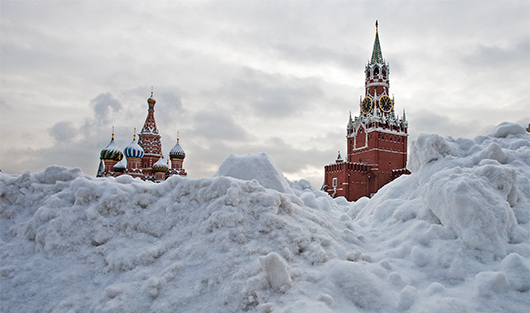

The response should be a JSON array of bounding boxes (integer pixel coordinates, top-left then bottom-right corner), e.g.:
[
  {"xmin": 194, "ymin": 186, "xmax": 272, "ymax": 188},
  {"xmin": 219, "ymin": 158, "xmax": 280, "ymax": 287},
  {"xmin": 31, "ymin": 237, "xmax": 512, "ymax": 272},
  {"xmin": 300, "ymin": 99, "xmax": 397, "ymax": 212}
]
[
  {"xmin": 140, "ymin": 91, "xmax": 160, "ymax": 135},
  {"xmin": 336, "ymin": 151, "xmax": 343, "ymax": 163},
  {"xmin": 370, "ymin": 20, "xmax": 384, "ymax": 64}
]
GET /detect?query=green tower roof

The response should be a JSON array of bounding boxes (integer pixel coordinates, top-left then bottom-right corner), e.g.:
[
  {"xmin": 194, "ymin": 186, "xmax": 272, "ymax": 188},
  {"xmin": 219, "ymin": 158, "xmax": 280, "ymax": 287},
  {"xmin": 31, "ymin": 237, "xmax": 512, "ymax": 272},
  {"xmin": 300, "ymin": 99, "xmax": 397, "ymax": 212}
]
[{"xmin": 370, "ymin": 20, "xmax": 384, "ymax": 64}]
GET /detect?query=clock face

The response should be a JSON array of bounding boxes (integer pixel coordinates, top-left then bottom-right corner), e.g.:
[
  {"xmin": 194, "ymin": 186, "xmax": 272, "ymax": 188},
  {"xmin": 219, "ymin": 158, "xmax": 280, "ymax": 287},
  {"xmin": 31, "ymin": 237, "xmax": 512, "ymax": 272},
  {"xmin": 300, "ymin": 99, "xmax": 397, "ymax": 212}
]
[
  {"xmin": 379, "ymin": 95, "xmax": 393, "ymax": 113},
  {"xmin": 361, "ymin": 97, "xmax": 373, "ymax": 114}
]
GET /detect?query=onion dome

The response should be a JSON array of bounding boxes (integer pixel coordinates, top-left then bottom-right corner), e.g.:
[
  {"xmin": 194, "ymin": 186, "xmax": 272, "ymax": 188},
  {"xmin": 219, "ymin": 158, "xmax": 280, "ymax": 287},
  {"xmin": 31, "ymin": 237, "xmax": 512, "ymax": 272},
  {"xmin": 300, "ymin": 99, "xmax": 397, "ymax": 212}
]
[
  {"xmin": 124, "ymin": 131, "xmax": 144, "ymax": 159},
  {"xmin": 169, "ymin": 135, "xmax": 186, "ymax": 160},
  {"xmin": 147, "ymin": 91, "xmax": 156, "ymax": 104},
  {"xmin": 100, "ymin": 130, "xmax": 123, "ymax": 161},
  {"xmin": 113, "ymin": 160, "xmax": 125, "ymax": 173},
  {"xmin": 152, "ymin": 154, "xmax": 168, "ymax": 172}
]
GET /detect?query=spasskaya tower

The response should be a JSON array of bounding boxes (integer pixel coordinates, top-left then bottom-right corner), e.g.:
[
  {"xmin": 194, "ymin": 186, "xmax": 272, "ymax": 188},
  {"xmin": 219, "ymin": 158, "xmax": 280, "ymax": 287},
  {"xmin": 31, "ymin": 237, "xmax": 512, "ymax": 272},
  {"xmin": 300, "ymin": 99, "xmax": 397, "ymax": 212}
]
[{"xmin": 323, "ymin": 21, "xmax": 410, "ymax": 201}]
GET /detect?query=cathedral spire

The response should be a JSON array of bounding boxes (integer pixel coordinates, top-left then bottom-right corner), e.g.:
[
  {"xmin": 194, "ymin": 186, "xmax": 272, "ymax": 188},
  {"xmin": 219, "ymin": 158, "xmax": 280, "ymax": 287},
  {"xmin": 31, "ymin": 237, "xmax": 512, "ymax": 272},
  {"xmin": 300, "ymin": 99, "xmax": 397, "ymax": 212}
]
[
  {"xmin": 138, "ymin": 90, "xmax": 162, "ymax": 178},
  {"xmin": 140, "ymin": 91, "xmax": 159, "ymax": 135},
  {"xmin": 370, "ymin": 20, "xmax": 383, "ymax": 64}
]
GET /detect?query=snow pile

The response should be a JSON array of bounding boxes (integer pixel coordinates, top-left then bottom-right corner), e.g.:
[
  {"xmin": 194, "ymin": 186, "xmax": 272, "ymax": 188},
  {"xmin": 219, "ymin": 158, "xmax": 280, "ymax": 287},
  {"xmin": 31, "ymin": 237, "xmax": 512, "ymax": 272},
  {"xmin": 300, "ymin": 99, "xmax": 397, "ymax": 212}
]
[
  {"xmin": 215, "ymin": 152, "xmax": 294, "ymax": 194},
  {"xmin": 1, "ymin": 122, "xmax": 529, "ymax": 312},
  {"xmin": 400, "ymin": 122, "xmax": 528, "ymax": 256}
]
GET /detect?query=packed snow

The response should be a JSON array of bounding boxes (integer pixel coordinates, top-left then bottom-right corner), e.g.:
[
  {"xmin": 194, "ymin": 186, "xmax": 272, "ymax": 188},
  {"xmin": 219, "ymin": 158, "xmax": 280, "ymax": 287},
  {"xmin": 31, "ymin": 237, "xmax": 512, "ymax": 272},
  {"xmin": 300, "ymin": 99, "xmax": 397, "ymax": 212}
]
[{"xmin": 1, "ymin": 122, "xmax": 529, "ymax": 312}]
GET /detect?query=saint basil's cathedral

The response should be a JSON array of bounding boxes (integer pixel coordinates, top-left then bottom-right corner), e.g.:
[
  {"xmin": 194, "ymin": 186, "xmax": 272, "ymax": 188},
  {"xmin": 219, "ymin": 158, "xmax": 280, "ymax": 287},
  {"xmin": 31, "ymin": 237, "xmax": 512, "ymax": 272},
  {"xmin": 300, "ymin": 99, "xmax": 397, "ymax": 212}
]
[
  {"xmin": 97, "ymin": 92, "xmax": 187, "ymax": 182},
  {"xmin": 323, "ymin": 21, "xmax": 410, "ymax": 201}
]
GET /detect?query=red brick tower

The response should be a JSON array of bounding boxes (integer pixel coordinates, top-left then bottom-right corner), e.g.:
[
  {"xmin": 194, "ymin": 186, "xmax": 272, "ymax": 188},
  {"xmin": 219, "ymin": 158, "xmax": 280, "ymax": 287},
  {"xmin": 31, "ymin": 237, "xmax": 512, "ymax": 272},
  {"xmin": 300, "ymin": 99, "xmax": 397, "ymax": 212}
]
[
  {"xmin": 324, "ymin": 21, "xmax": 409, "ymax": 201},
  {"xmin": 138, "ymin": 92, "xmax": 162, "ymax": 180}
]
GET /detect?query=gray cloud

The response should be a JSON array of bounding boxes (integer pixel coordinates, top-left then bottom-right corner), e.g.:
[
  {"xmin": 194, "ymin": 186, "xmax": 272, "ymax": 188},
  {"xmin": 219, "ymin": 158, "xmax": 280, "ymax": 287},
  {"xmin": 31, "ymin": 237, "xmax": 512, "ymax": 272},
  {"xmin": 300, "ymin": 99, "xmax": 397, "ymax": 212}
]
[
  {"xmin": 49, "ymin": 121, "xmax": 78, "ymax": 142},
  {"xmin": 463, "ymin": 38, "xmax": 530, "ymax": 69},
  {"xmin": 273, "ymin": 43, "xmax": 363, "ymax": 69},
  {"xmin": 219, "ymin": 67, "xmax": 326, "ymax": 118},
  {"xmin": 190, "ymin": 111, "xmax": 252, "ymax": 143},
  {"xmin": 91, "ymin": 93, "xmax": 122, "ymax": 123}
]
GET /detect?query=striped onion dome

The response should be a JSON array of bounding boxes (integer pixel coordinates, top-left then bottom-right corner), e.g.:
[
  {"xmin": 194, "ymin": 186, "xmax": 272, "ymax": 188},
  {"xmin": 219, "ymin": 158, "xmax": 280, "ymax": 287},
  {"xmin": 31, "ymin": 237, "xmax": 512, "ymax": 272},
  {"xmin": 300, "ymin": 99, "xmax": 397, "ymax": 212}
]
[
  {"xmin": 152, "ymin": 155, "xmax": 168, "ymax": 172},
  {"xmin": 124, "ymin": 134, "xmax": 144, "ymax": 159},
  {"xmin": 113, "ymin": 160, "xmax": 125, "ymax": 172},
  {"xmin": 169, "ymin": 138, "xmax": 186, "ymax": 160},
  {"xmin": 100, "ymin": 136, "xmax": 123, "ymax": 161}
]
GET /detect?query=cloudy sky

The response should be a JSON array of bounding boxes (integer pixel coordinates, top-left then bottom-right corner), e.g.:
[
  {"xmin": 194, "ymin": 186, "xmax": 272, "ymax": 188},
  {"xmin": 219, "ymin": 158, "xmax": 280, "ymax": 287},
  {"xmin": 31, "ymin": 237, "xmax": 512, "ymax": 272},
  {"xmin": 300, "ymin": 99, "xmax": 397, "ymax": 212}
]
[{"xmin": 1, "ymin": 0, "xmax": 529, "ymax": 187}]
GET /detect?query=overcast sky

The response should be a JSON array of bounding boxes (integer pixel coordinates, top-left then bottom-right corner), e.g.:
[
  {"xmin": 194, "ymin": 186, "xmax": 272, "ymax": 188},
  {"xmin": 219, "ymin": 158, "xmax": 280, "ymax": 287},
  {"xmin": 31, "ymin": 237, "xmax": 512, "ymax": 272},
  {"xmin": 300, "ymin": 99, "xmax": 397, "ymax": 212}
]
[{"xmin": 1, "ymin": 0, "xmax": 529, "ymax": 187}]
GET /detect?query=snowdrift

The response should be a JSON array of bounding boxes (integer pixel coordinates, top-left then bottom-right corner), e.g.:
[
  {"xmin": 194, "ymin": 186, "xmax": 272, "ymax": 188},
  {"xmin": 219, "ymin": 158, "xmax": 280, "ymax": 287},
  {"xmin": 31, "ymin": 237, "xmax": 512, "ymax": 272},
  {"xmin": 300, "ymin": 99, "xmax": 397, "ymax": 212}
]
[{"xmin": 1, "ymin": 122, "xmax": 529, "ymax": 312}]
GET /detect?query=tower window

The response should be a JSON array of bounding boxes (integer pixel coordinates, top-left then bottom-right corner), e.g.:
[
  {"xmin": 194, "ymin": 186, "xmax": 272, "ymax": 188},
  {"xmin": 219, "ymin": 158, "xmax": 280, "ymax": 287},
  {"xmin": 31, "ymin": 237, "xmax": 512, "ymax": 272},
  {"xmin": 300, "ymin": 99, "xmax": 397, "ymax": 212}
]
[
  {"xmin": 332, "ymin": 178, "xmax": 337, "ymax": 188},
  {"xmin": 374, "ymin": 67, "xmax": 379, "ymax": 76}
]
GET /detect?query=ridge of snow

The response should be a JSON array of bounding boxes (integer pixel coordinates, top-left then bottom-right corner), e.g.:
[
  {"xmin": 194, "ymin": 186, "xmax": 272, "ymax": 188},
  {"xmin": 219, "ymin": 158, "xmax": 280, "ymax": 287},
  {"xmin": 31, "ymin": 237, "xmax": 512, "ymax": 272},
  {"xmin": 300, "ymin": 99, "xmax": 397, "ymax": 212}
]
[{"xmin": 215, "ymin": 152, "xmax": 294, "ymax": 194}]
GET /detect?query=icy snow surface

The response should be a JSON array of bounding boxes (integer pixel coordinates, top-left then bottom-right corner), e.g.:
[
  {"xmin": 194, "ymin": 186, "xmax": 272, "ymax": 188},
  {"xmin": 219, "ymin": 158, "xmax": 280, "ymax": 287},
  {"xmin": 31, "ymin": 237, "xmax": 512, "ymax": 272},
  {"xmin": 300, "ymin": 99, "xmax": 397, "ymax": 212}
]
[{"xmin": 1, "ymin": 122, "xmax": 529, "ymax": 312}]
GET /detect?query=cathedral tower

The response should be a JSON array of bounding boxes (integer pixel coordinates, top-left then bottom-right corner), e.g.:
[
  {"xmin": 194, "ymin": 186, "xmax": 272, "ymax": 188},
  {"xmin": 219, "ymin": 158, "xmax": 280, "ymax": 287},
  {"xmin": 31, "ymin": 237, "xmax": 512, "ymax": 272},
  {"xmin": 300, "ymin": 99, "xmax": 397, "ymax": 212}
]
[
  {"xmin": 138, "ymin": 92, "xmax": 162, "ymax": 180},
  {"xmin": 324, "ymin": 21, "xmax": 409, "ymax": 201}
]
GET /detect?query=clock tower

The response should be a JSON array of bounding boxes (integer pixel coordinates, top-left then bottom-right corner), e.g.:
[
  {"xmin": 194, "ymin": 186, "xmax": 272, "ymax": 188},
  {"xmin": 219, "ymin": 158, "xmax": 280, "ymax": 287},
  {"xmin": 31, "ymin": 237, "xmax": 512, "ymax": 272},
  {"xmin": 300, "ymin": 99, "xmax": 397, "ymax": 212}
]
[{"xmin": 324, "ymin": 21, "xmax": 410, "ymax": 201}]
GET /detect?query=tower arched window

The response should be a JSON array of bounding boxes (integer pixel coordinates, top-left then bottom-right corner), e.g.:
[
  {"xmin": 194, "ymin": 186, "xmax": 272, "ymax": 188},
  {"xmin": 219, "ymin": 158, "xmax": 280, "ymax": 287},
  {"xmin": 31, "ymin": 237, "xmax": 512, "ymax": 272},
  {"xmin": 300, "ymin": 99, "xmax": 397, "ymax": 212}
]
[
  {"xmin": 374, "ymin": 66, "xmax": 379, "ymax": 76},
  {"xmin": 382, "ymin": 68, "xmax": 387, "ymax": 78}
]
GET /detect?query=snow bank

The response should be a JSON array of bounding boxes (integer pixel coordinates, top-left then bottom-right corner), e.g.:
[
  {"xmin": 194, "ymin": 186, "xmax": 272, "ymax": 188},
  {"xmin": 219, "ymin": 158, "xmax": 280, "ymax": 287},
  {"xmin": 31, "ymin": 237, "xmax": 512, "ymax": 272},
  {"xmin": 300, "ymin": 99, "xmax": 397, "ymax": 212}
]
[
  {"xmin": 215, "ymin": 152, "xmax": 294, "ymax": 194},
  {"xmin": 1, "ymin": 161, "xmax": 354, "ymax": 312},
  {"xmin": 1, "ymin": 122, "xmax": 529, "ymax": 312}
]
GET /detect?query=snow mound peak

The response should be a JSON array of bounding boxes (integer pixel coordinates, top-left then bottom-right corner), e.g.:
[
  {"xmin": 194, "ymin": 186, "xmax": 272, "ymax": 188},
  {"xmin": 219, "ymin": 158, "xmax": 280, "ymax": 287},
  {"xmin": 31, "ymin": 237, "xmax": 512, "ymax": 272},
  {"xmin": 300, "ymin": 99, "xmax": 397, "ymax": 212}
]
[
  {"xmin": 488, "ymin": 122, "xmax": 527, "ymax": 138},
  {"xmin": 215, "ymin": 152, "xmax": 294, "ymax": 194}
]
